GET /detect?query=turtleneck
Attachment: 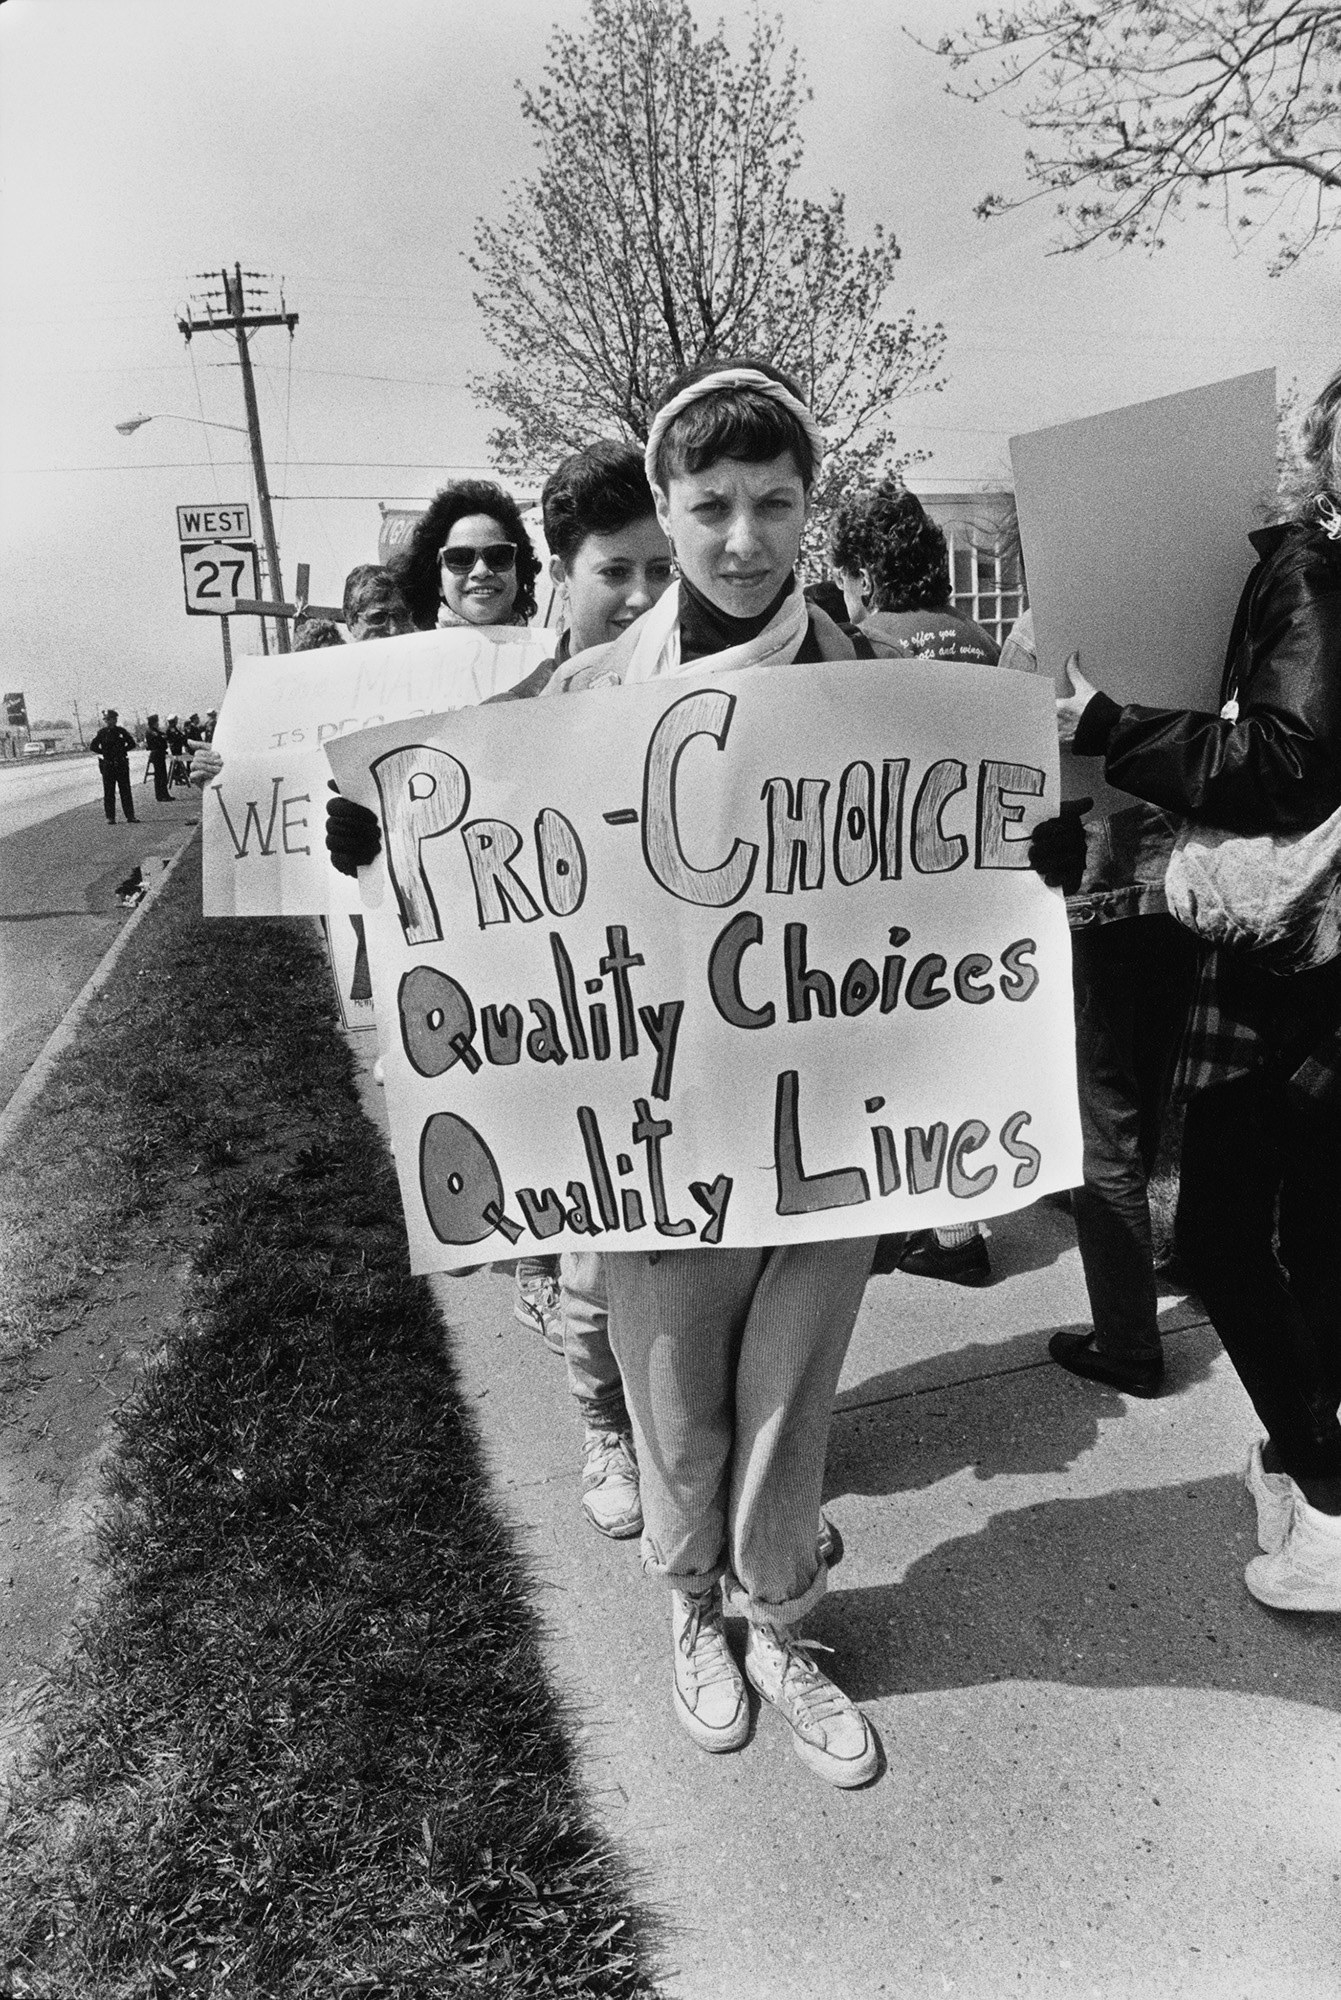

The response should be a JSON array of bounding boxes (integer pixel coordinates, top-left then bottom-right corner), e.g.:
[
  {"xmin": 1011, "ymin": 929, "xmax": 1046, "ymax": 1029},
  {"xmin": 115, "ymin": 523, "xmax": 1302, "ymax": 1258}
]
[{"xmin": 679, "ymin": 572, "xmax": 797, "ymax": 664}]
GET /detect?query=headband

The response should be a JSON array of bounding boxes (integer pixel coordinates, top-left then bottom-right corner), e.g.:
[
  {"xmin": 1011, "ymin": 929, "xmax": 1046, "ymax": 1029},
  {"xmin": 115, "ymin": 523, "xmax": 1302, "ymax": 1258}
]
[{"xmin": 644, "ymin": 367, "xmax": 825, "ymax": 491}]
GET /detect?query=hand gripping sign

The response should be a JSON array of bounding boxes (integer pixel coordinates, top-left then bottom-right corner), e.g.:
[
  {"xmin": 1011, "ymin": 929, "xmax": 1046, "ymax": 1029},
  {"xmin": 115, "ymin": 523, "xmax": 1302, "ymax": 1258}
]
[
  {"xmin": 326, "ymin": 657, "xmax": 1082, "ymax": 1274},
  {"xmin": 202, "ymin": 625, "xmax": 553, "ymax": 917}
]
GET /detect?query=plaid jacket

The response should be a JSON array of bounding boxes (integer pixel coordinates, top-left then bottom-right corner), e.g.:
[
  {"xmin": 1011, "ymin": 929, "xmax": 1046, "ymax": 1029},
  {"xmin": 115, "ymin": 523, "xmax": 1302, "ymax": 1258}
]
[{"xmin": 1177, "ymin": 946, "xmax": 1341, "ymax": 1109}]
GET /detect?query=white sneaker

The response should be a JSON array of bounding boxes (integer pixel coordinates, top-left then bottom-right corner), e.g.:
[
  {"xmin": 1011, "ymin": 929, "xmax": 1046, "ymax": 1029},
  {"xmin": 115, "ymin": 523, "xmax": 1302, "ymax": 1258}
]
[
  {"xmin": 1244, "ymin": 1492, "xmax": 1341, "ymax": 1612},
  {"xmin": 1243, "ymin": 1440, "xmax": 1298, "ymax": 1554},
  {"xmin": 514, "ymin": 1269, "xmax": 564, "ymax": 1354},
  {"xmin": 670, "ymin": 1587, "xmax": 749, "ymax": 1753},
  {"xmin": 580, "ymin": 1425, "xmax": 642, "ymax": 1539},
  {"xmin": 744, "ymin": 1623, "xmax": 878, "ymax": 1788}
]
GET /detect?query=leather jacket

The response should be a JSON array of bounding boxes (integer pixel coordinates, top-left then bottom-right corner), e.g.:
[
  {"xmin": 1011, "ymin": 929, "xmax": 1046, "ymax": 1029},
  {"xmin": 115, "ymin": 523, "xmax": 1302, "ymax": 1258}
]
[{"xmin": 1074, "ymin": 521, "xmax": 1341, "ymax": 836}]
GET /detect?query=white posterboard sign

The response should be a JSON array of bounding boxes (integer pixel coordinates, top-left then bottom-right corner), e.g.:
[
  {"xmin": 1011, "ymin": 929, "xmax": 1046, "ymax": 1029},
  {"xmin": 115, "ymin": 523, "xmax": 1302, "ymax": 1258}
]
[
  {"xmin": 203, "ymin": 625, "xmax": 553, "ymax": 916},
  {"xmin": 326, "ymin": 658, "xmax": 1082, "ymax": 1275},
  {"xmin": 1011, "ymin": 370, "xmax": 1277, "ymax": 811}
]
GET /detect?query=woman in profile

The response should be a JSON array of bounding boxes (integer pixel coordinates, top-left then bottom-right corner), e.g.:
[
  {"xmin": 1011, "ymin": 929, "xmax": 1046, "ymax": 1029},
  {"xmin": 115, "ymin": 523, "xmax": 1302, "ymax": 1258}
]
[{"xmin": 828, "ymin": 477, "xmax": 999, "ymax": 1286}]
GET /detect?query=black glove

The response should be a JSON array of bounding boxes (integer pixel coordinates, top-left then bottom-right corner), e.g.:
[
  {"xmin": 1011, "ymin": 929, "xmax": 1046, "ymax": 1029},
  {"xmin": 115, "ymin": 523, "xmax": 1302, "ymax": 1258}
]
[
  {"xmin": 326, "ymin": 794, "xmax": 382, "ymax": 877},
  {"xmin": 1028, "ymin": 797, "xmax": 1092, "ymax": 895}
]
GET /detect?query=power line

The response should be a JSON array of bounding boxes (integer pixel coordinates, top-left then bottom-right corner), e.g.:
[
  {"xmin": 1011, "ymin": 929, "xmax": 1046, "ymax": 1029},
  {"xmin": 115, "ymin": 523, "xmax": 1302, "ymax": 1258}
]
[{"xmin": 9, "ymin": 460, "xmax": 514, "ymax": 473}]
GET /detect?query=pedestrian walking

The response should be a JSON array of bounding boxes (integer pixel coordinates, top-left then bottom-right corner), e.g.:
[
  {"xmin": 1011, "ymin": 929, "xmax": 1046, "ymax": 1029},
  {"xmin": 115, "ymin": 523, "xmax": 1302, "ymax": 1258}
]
[{"xmin": 89, "ymin": 708, "xmax": 137, "ymax": 824}]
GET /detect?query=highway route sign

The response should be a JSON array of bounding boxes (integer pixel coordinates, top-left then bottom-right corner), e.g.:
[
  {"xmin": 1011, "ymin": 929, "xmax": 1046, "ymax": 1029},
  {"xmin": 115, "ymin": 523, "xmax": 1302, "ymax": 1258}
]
[
  {"xmin": 180, "ymin": 539, "xmax": 260, "ymax": 616},
  {"xmin": 177, "ymin": 502, "xmax": 252, "ymax": 540}
]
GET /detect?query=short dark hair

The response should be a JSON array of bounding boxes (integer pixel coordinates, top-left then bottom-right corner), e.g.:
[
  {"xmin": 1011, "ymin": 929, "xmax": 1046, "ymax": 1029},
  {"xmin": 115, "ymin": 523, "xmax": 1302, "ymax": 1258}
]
[
  {"xmin": 389, "ymin": 479, "xmax": 540, "ymax": 629},
  {"xmin": 650, "ymin": 356, "xmax": 816, "ymax": 491},
  {"xmin": 542, "ymin": 442, "xmax": 658, "ymax": 567},
  {"xmin": 293, "ymin": 618, "xmax": 344, "ymax": 652},
  {"xmin": 342, "ymin": 563, "xmax": 406, "ymax": 623},
  {"xmin": 828, "ymin": 479, "xmax": 950, "ymax": 613}
]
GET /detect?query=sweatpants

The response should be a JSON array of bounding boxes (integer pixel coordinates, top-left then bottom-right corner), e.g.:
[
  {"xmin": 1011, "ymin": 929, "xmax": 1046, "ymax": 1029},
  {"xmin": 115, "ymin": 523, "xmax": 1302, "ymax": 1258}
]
[
  {"xmin": 603, "ymin": 1238, "xmax": 876, "ymax": 1626},
  {"xmin": 560, "ymin": 1251, "xmax": 624, "ymax": 1424}
]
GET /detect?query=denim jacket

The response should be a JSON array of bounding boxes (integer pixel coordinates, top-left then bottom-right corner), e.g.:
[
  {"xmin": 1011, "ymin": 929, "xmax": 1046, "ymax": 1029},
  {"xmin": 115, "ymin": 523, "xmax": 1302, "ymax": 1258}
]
[{"xmin": 1065, "ymin": 801, "xmax": 1181, "ymax": 931}]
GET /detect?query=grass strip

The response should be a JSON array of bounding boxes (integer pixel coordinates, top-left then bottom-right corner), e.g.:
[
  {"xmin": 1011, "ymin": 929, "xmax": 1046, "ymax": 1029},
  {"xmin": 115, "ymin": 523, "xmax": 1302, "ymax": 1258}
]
[{"xmin": 0, "ymin": 843, "xmax": 658, "ymax": 1998}]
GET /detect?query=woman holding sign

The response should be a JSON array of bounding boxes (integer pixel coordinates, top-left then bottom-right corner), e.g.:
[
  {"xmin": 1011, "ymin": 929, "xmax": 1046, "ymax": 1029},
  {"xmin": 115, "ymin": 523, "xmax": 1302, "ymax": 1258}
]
[
  {"xmin": 549, "ymin": 362, "xmax": 883, "ymax": 1787},
  {"xmin": 1057, "ymin": 364, "xmax": 1341, "ymax": 1616}
]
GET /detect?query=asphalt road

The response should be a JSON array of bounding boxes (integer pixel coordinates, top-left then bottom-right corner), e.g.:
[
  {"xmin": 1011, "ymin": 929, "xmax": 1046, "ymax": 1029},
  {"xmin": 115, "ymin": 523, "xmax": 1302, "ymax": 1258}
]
[
  {"xmin": 0, "ymin": 754, "xmax": 104, "ymax": 839},
  {"xmin": 0, "ymin": 762, "xmax": 200, "ymax": 1110}
]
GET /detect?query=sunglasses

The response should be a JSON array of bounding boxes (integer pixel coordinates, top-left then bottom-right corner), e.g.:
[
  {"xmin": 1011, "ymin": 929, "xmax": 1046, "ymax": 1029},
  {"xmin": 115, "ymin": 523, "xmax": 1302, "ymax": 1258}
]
[{"xmin": 437, "ymin": 541, "xmax": 516, "ymax": 577}]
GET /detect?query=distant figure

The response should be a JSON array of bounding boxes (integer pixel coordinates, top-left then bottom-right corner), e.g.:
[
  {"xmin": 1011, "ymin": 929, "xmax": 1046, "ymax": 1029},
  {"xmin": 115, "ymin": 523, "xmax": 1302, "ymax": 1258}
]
[
  {"xmin": 342, "ymin": 565, "xmax": 414, "ymax": 641},
  {"xmin": 164, "ymin": 715, "xmax": 190, "ymax": 789},
  {"xmin": 293, "ymin": 618, "xmax": 344, "ymax": 652},
  {"xmin": 143, "ymin": 712, "xmax": 171, "ymax": 801},
  {"xmin": 89, "ymin": 709, "xmax": 137, "ymax": 825}
]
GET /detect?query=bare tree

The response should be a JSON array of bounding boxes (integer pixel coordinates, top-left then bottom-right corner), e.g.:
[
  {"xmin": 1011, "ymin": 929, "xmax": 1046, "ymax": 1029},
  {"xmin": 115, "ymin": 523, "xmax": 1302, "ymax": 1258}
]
[
  {"xmin": 470, "ymin": 0, "xmax": 945, "ymax": 520},
  {"xmin": 929, "ymin": 2, "xmax": 1341, "ymax": 272}
]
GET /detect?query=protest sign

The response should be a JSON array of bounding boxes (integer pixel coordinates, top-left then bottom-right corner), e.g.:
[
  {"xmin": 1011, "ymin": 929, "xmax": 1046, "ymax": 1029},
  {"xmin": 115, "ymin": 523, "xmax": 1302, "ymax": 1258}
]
[
  {"xmin": 327, "ymin": 657, "xmax": 1081, "ymax": 1275},
  {"xmin": 1011, "ymin": 370, "xmax": 1277, "ymax": 812},
  {"xmin": 203, "ymin": 625, "xmax": 553, "ymax": 916}
]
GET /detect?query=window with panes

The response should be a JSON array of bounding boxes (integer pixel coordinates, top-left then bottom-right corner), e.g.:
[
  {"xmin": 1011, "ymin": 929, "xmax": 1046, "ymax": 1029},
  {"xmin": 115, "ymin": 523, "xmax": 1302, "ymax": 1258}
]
[{"xmin": 946, "ymin": 531, "xmax": 1026, "ymax": 648}]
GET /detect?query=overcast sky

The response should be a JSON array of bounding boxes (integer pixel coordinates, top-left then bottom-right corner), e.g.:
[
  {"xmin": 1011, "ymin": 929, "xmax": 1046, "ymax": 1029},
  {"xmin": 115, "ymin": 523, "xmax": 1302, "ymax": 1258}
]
[{"xmin": 1, "ymin": 0, "xmax": 1336, "ymax": 728}]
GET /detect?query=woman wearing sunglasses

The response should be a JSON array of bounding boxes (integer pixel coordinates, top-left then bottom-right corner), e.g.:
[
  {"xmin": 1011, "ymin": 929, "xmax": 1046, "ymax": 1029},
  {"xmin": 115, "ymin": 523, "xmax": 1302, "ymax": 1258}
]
[{"xmin": 389, "ymin": 479, "xmax": 541, "ymax": 632}]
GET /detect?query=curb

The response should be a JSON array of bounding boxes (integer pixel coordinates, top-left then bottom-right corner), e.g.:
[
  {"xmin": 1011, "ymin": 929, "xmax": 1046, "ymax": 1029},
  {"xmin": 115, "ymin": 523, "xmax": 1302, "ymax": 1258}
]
[{"xmin": 0, "ymin": 831, "xmax": 199, "ymax": 1160}]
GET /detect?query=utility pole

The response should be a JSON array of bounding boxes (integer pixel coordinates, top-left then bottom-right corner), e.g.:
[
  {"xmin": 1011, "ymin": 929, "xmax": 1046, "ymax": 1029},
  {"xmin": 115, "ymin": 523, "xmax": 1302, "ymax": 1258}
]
[{"xmin": 177, "ymin": 265, "xmax": 298, "ymax": 654}]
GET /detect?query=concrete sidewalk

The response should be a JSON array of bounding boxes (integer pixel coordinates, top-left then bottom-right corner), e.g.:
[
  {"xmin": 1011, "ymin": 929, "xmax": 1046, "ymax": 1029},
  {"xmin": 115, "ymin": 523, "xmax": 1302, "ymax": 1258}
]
[{"xmin": 423, "ymin": 1184, "xmax": 1340, "ymax": 1997}]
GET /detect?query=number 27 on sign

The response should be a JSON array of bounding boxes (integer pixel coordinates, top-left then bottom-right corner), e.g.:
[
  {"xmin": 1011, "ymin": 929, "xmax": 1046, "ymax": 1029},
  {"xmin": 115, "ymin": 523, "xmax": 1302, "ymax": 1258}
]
[{"xmin": 180, "ymin": 538, "xmax": 259, "ymax": 616}]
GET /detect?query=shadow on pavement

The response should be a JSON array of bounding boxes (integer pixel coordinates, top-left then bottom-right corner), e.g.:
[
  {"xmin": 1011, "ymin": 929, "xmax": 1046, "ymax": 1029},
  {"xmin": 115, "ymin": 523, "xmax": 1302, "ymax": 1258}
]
[
  {"xmin": 831, "ymin": 1315, "xmax": 1219, "ymax": 1474},
  {"xmin": 808, "ymin": 1473, "xmax": 1341, "ymax": 1715}
]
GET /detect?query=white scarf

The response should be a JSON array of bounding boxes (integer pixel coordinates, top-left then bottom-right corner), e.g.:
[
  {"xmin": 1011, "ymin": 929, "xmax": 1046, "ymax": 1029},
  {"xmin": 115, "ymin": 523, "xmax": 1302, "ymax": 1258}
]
[{"xmin": 620, "ymin": 580, "xmax": 810, "ymax": 683}]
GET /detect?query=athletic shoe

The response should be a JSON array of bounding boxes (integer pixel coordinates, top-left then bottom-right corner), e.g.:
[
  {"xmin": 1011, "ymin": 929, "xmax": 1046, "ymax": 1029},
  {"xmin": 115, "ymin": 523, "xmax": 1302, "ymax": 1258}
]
[
  {"xmin": 898, "ymin": 1231, "xmax": 991, "ymax": 1287},
  {"xmin": 581, "ymin": 1424, "xmax": 642, "ymax": 1539},
  {"xmin": 1048, "ymin": 1328, "xmax": 1164, "ymax": 1398},
  {"xmin": 1243, "ymin": 1440, "xmax": 1298, "ymax": 1555},
  {"xmin": 671, "ymin": 1587, "xmax": 749, "ymax": 1753},
  {"xmin": 1244, "ymin": 1493, "xmax": 1341, "ymax": 1612},
  {"xmin": 514, "ymin": 1268, "xmax": 564, "ymax": 1354},
  {"xmin": 744, "ymin": 1624, "xmax": 878, "ymax": 1788}
]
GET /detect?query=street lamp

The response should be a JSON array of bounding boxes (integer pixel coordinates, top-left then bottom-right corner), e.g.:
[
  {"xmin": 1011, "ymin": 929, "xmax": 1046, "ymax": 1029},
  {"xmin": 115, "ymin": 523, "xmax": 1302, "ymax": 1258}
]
[{"xmin": 115, "ymin": 412, "xmax": 247, "ymax": 436}]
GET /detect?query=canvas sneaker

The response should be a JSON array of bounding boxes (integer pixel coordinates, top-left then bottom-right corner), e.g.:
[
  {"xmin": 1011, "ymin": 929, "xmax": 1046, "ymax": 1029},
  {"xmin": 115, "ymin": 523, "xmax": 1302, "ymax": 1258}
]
[
  {"xmin": 514, "ymin": 1268, "xmax": 564, "ymax": 1354},
  {"xmin": 1243, "ymin": 1440, "xmax": 1298, "ymax": 1555},
  {"xmin": 1244, "ymin": 1492, "xmax": 1341, "ymax": 1612},
  {"xmin": 581, "ymin": 1425, "xmax": 643, "ymax": 1539},
  {"xmin": 744, "ymin": 1623, "xmax": 879, "ymax": 1788},
  {"xmin": 671, "ymin": 1587, "xmax": 749, "ymax": 1754}
]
